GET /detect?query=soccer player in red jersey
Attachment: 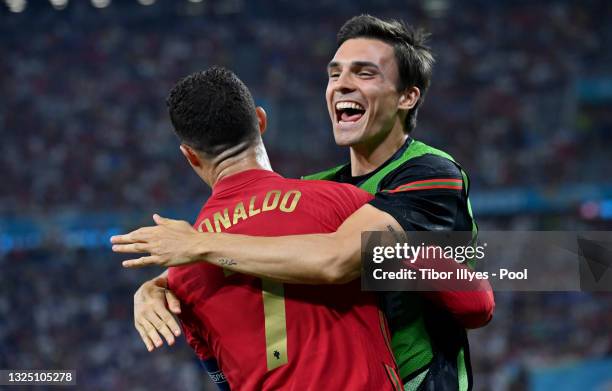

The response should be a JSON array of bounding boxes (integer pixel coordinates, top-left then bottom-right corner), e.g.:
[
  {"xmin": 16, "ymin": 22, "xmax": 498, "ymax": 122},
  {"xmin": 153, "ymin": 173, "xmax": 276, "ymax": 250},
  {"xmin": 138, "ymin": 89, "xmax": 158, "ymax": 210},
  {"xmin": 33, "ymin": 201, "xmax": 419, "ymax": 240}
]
[{"xmin": 136, "ymin": 67, "xmax": 402, "ymax": 390}]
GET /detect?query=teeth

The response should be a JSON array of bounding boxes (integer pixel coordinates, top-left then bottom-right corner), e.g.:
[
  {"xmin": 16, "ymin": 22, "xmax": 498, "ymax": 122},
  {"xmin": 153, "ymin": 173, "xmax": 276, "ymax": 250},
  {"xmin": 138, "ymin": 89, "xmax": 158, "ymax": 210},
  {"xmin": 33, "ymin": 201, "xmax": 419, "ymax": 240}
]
[{"xmin": 335, "ymin": 101, "xmax": 365, "ymax": 111}]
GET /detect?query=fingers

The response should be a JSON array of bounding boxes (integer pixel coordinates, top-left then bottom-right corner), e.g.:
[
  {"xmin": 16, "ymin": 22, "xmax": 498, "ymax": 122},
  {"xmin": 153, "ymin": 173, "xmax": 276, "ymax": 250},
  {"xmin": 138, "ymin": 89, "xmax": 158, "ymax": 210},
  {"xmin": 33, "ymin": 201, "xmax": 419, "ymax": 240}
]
[
  {"xmin": 133, "ymin": 277, "xmax": 181, "ymax": 351},
  {"xmin": 139, "ymin": 318, "xmax": 165, "ymax": 349},
  {"xmin": 110, "ymin": 226, "xmax": 155, "ymax": 245},
  {"xmin": 153, "ymin": 214, "xmax": 189, "ymax": 229},
  {"xmin": 113, "ymin": 242, "xmax": 152, "ymax": 254},
  {"xmin": 148, "ymin": 311, "xmax": 177, "ymax": 346},
  {"xmin": 165, "ymin": 289, "xmax": 182, "ymax": 315},
  {"xmin": 122, "ymin": 255, "xmax": 161, "ymax": 268},
  {"xmin": 110, "ymin": 235, "xmax": 132, "ymax": 245},
  {"xmin": 156, "ymin": 305, "xmax": 182, "ymax": 337},
  {"xmin": 135, "ymin": 322, "xmax": 155, "ymax": 352},
  {"xmin": 153, "ymin": 214, "xmax": 169, "ymax": 225}
]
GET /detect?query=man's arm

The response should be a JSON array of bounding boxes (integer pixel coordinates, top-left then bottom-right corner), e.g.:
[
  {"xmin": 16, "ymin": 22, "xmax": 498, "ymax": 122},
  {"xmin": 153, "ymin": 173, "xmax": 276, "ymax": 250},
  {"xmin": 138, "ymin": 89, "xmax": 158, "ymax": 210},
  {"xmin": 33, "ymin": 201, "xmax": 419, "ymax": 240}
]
[
  {"xmin": 204, "ymin": 204, "xmax": 403, "ymax": 284},
  {"xmin": 113, "ymin": 207, "xmax": 494, "ymax": 328},
  {"xmin": 203, "ymin": 212, "xmax": 495, "ymax": 329},
  {"xmin": 113, "ymin": 206, "xmax": 401, "ymax": 284},
  {"xmin": 118, "ymin": 207, "xmax": 386, "ymax": 351}
]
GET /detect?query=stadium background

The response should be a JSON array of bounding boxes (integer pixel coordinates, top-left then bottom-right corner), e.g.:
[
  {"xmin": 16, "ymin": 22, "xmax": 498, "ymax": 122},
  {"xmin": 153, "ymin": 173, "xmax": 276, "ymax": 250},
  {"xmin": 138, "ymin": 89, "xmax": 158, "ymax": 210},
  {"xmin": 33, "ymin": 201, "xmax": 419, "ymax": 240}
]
[{"xmin": 1, "ymin": 0, "xmax": 611, "ymax": 390}]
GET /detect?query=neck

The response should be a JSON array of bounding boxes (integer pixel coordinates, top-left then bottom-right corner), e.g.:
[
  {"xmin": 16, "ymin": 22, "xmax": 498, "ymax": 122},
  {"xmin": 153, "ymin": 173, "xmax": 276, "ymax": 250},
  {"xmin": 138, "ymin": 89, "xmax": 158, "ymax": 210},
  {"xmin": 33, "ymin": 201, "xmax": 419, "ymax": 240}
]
[
  {"xmin": 203, "ymin": 141, "xmax": 273, "ymax": 187},
  {"xmin": 349, "ymin": 126, "xmax": 408, "ymax": 176}
]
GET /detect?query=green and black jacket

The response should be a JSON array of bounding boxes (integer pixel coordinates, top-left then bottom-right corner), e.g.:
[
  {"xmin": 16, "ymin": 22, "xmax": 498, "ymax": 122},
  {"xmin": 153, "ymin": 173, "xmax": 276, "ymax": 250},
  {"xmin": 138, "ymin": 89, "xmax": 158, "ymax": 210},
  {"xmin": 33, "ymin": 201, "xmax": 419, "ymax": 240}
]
[{"xmin": 304, "ymin": 137, "xmax": 477, "ymax": 391}]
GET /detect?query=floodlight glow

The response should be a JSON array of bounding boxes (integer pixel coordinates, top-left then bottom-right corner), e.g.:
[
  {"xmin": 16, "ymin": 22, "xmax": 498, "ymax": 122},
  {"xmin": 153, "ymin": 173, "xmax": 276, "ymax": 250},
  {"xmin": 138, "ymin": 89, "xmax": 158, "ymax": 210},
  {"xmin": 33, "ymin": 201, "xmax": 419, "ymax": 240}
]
[
  {"xmin": 91, "ymin": 0, "xmax": 110, "ymax": 8},
  {"xmin": 7, "ymin": 0, "xmax": 27, "ymax": 13},
  {"xmin": 49, "ymin": 0, "xmax": 68, "ymax": 10}
]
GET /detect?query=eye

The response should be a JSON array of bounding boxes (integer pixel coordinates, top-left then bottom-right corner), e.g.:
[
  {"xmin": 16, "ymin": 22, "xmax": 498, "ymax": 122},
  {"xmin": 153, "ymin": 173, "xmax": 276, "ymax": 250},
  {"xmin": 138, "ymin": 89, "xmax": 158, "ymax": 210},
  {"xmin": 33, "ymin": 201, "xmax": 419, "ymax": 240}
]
[
  {"xmin": 358, "ymin": 71, "xmax": 374, "ymax": 77},
  {"xmin": 328, "ymin": 72, "xmax": 340, "ymax": 79}
]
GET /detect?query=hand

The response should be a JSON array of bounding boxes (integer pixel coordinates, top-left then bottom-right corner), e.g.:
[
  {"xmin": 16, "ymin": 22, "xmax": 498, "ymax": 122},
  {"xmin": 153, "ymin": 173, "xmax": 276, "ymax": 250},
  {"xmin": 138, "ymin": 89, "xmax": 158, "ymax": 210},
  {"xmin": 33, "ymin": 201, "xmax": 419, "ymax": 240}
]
[
  {"xmin": 111, "ymin": 214, "xmax": 203, "ymax": 268},
  {"xmin": 134, "ymin": 275, "xmax": 182, "ymax": 351}
]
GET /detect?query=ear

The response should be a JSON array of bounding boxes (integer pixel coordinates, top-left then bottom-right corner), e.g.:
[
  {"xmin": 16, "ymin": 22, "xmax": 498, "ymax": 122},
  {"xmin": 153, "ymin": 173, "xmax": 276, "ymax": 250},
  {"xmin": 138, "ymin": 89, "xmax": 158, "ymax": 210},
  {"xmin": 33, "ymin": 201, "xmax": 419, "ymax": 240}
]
[
  {"xmin": 180, "ymin": 144, "xmax": 202, "ymax": 168},
  {"xmin": 255, "ymin": 106, "xmax": 267, "ymax": 136},
  {"xmin": 398, "ymin": 86, "xmax": 421, "ymax": 110}
]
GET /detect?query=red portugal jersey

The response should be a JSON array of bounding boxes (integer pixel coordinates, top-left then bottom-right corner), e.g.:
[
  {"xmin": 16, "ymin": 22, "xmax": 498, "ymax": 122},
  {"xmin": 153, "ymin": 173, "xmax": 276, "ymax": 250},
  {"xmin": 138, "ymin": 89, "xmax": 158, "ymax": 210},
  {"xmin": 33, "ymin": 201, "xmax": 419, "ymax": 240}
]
[{"xmin": 168, "ymin": 169, "xmax": 401, "ymax": 391}]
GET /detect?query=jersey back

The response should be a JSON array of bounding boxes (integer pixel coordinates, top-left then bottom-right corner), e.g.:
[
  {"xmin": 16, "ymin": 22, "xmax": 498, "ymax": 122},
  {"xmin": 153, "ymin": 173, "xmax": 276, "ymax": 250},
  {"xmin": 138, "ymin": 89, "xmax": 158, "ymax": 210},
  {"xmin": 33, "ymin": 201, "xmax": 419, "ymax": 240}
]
[{"xmin": 168, "ymin": 169, "xmax": 401, "ymax": 391}]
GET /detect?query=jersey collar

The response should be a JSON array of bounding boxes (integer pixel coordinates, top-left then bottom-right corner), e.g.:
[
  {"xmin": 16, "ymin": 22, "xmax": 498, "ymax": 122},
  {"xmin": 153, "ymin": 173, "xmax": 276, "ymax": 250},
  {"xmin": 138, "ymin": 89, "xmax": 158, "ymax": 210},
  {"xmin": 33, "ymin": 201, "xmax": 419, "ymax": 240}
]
[
  {"xmin": 339, "ymin": 137, "xmax": 413, "ymax": 186},
  {"xmin": 213, "ymin": 169, "xmax": 280, "ymax": 197}
]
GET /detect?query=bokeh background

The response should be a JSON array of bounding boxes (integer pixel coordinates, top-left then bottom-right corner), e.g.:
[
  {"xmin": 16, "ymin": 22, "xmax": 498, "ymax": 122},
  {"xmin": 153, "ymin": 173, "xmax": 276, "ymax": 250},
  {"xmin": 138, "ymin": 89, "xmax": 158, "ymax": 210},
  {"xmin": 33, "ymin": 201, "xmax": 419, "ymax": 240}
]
[{"xmin": 1, "ymin": 0, "xmax": 611, "ymax": 390}]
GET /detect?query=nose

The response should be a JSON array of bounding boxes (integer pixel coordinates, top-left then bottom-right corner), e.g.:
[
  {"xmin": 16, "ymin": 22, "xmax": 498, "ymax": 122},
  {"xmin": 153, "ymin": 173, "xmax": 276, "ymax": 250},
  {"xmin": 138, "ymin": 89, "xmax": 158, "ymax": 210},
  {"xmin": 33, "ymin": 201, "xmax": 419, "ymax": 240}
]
[{"xmin": 334, "ymin": 70, "xmax": 356, "ymax": 95}]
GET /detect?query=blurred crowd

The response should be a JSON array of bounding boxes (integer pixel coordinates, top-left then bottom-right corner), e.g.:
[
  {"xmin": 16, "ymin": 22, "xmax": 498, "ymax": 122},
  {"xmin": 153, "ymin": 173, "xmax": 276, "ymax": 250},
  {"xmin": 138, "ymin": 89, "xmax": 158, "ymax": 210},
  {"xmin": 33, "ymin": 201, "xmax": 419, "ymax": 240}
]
[
  {"xmin": 470, "ymin": 291, "xmax": 612, "ymax": 390},
  {"xmin": 1, "ymin": 1, "xmax": 611, "ymax": 390},
  {"xmin": 0, "ymin": 248, "xmax": 212, "ymax": 391},
  {"xmin": 1, "ymin": 0, "xmax": 611, "ymax": 216}
]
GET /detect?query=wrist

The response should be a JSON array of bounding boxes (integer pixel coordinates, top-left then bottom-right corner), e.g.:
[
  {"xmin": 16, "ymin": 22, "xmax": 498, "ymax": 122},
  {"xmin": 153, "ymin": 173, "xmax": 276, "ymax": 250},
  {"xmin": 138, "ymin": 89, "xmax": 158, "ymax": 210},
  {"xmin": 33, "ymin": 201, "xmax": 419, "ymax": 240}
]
[{"xmin": 188, "ymin": 231, "xmax": 210, "ymax": 262}]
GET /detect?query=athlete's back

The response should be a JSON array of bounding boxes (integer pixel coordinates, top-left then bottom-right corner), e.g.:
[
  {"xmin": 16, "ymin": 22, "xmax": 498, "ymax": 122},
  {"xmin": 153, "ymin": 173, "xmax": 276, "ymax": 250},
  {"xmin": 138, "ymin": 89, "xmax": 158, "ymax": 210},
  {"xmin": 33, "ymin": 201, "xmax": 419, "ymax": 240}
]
[{"xmin": 169, "ymin": 169, "xmax": 400, "ymax": 391}]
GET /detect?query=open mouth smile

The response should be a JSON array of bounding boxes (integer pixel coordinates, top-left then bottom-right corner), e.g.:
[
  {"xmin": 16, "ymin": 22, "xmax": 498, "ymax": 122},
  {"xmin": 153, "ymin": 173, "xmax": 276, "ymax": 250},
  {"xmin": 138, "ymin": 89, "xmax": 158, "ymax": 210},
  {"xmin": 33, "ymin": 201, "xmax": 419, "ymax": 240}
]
[{"xmin": 335, "ymin": 101, "xmax": 366, "ymax": 125}]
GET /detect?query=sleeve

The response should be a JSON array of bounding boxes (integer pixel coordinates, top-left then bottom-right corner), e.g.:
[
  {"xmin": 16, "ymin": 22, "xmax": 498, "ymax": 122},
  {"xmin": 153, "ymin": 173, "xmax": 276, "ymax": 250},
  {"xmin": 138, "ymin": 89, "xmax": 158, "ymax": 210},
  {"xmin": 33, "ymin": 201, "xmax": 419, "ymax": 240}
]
[
  {"xmin": 200, "ymin": 358, "xmax": 232, "ymax": 391},
  {"xmin": 406, "ymin": 252, "xmax": 495, "ymax": 329},
  {"xmin": 316, "ymin": 181, "xmax": 374, "ymax": 225},
  {"xmin": 342, "ymin": 182, "xmax": 375, "ymax": 210},
  {"xmin": 369, "ymin": 154, "xmax": 471, "ymax": 232}
]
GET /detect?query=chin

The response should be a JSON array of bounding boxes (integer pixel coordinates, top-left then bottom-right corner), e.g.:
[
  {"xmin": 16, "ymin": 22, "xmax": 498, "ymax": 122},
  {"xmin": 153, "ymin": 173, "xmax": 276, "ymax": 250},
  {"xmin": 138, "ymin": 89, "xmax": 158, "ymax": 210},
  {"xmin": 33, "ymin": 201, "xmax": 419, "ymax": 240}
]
[
  {"xmin": 333, "ymin": 132, "xmax": 356, "ymax": 147},
  {"xmin": 333, "ymin": 127, "xmax": 366, "ymax": 147}
]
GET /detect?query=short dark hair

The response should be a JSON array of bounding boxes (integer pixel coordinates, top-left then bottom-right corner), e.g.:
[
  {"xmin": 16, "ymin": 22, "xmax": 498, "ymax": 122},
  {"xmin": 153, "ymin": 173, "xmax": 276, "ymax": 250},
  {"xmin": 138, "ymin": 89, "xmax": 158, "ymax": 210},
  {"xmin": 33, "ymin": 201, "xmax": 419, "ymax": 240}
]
[
  {"xmin": 166, "ymin": 66, "xmax": 259, "ymax": 156},
  {"xmin": 337, "ymin": 15, "xmax": 435, "ymax": 133}
]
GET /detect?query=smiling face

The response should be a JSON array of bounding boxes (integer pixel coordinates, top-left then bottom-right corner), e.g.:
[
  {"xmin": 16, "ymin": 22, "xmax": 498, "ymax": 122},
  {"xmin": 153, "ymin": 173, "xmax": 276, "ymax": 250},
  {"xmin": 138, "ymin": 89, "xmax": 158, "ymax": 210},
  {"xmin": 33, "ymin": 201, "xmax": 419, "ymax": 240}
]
[{"xmin": 326, "ymin": 38, "xmax": 406, "ymax": 148}]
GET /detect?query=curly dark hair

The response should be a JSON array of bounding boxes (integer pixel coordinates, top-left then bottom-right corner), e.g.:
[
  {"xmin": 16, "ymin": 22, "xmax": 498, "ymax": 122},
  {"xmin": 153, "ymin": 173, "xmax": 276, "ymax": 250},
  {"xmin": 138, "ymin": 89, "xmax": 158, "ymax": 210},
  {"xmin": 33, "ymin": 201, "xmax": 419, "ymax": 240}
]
[{"xmin": 166, "ymin": 66, "xmax": 259, "ymax": 156}]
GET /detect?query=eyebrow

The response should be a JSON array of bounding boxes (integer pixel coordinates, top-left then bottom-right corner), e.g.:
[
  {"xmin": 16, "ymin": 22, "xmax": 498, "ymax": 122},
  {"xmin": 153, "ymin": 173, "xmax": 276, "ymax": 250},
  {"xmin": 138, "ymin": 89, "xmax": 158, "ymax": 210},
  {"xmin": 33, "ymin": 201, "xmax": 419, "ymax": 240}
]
[{"xmin": 327, "ymin": 61, "xmax": 381, "ymax": 70}]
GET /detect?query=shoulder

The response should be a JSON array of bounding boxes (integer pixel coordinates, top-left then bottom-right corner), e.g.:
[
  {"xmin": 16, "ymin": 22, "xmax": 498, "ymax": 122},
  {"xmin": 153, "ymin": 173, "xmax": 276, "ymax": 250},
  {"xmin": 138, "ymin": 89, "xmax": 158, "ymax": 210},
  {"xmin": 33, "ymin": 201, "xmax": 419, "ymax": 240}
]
[
  {"xmin": 284, "ymin": 178, "xmax": 372, "ymax": 222},
  {"xmin": 369, "ymin": 153, "xmax": 472, "ymax": 231},
  {"xmin": 290, "ymin": 178, "xmax": 371, "ymax": 202},
  {"xmin": 380, "ymin": 153, "xmax": 463, "ymax": 192},
  {"xmin": 396, "ymin": 153, "xmax": 462, "ymax": 179}
]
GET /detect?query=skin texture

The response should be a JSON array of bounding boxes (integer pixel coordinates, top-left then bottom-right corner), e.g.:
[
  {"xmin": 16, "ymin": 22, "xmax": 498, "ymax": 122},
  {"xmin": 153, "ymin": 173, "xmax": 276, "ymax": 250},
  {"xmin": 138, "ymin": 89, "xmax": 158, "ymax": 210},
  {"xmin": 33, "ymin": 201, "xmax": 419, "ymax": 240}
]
[
  {"xmin": 132, "ymin": 274, "xmax": 182, "ymax": 351},
  {"xmin": 326, "ymin": 38, "xmax": 419, "ymax": 175}
]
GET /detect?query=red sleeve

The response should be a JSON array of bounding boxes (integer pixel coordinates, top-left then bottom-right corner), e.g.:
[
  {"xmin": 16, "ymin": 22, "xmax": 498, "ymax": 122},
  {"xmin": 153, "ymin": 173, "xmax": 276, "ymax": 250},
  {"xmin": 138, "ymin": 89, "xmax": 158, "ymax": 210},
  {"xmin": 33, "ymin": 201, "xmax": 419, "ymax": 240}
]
[
  {"xmin": 305, "ymin": 181, "xmax": 373, "ymax": 230},
  {"xmin": 330, "ymin": 183, "xmax": 374, "ymax": 220},
  {"xmin": 344, "ymin": 183, "xmax": 375, "ymax": 206},
  {"xmin": 405, "ymin": 248, "xmax": 495, "ymax": 329}
]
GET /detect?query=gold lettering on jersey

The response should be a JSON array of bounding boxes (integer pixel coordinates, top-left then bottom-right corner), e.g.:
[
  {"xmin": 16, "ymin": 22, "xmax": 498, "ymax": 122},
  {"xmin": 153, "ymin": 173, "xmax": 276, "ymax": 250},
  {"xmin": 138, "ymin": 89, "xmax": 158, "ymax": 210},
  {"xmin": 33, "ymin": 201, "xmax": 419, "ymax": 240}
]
[
  {"xmin": 279, "ymin": 190, "xmax": 301, "ymax": 212},
  {"xmin": 248, "ymin": 196, "xmax": 261, "ymax": 217},
  {"xmin": 198, "ymin": 218, "xmax": 215, "ymax": 233},
  {"xmin": 262, "ymin": 190, "xmax": 281, "ymax": 211},
  {"xmin": 213, "ymin": 208, "xmax": 231, "ymax": 232},
  {"xmin": 232, "ymin": 202, "xmax": 248, "ymax": 224},
  {"xmin": 202, "ymin": 190, "xmax": 302, "ymax": 233}
]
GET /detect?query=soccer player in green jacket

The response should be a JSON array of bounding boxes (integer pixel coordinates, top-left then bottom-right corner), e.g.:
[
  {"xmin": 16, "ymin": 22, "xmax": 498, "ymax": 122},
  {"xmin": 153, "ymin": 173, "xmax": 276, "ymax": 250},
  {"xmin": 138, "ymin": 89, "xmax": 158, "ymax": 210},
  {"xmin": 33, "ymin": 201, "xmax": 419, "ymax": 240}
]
[{"xmin": 113, "ymin": 15, "xmax": 494, "ymax": 391}]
